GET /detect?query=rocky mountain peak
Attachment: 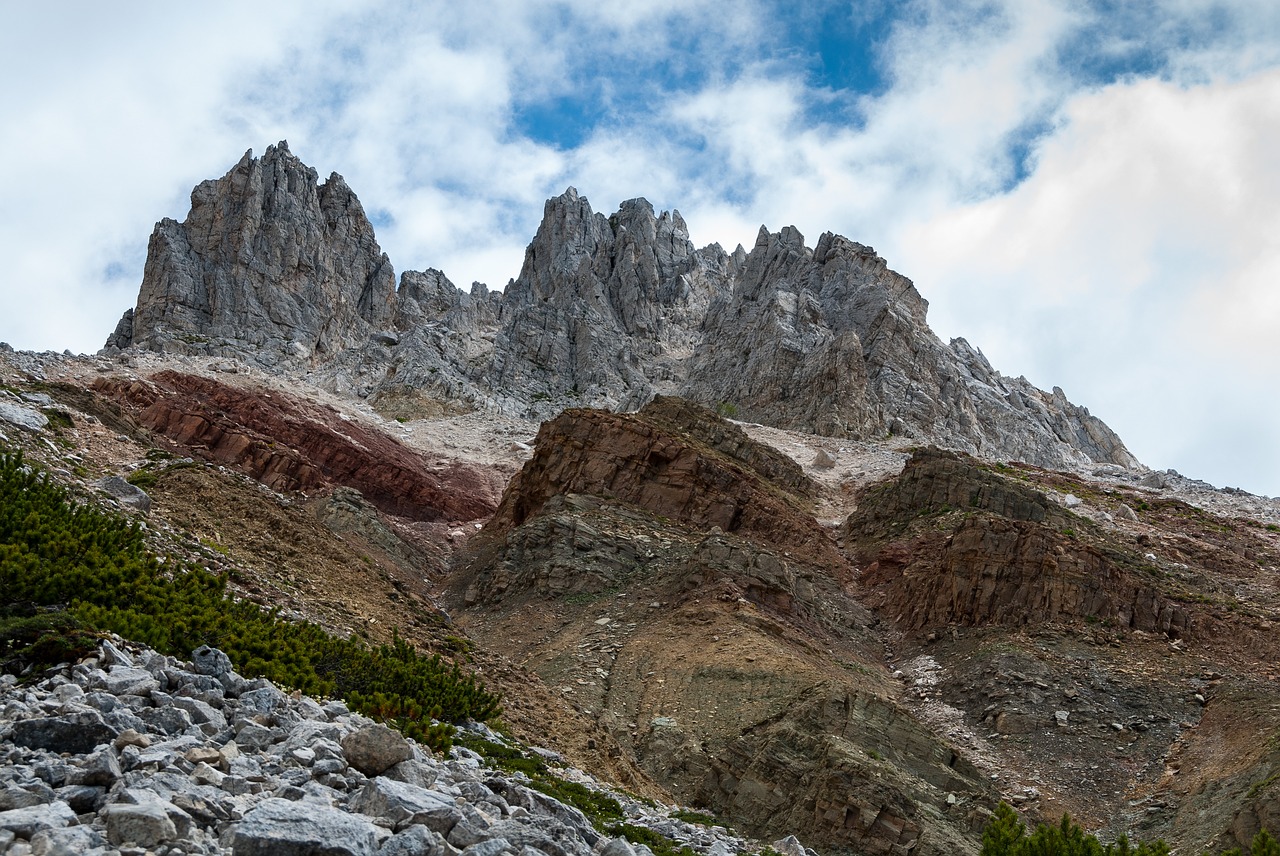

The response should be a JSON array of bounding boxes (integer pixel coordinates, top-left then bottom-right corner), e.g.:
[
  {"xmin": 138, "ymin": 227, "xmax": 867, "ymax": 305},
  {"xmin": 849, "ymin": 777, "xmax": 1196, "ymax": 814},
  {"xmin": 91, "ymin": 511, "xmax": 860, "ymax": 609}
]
[
  {"xmin": 110, "ymin": 140, "xmax": 395, "ymax": 366},
  {"xmin": 109, "ymin": 144, "xmax": 1137, "ymax": 471}
]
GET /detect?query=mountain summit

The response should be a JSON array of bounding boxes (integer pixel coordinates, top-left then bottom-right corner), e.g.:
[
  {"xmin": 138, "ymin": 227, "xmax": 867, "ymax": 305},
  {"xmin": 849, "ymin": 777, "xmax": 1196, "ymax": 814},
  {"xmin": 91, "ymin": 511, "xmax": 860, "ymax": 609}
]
[{"xmin": 106, "ymin": 142, "xmax": 1135, "ymax": 471}]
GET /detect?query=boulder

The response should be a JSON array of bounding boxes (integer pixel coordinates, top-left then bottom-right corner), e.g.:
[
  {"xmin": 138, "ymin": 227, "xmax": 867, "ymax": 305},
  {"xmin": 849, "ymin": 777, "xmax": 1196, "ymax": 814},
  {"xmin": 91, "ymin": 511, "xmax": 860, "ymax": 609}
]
[
  {"xmin": 0, "ymin": 801, "xmax": 78, "ymax": 837},
  {"xmin": 0, "ymin": 402, "xmax": 48, "ymax": 431},
  {"xmin": 94, "ymin": 476, "xmax": 151, "ymax": 513},
  {"xmin": 231, "ymin": 797, "xmax": 379, "ymax": 856},
  {"xmin": 341, "ymin": 723, "xmax": 413, "ymax": 777},
  {"xmin": 104, "ymin": 802, "xmax": 177, "ymax": 848},
  {"xmin": 348, "ymin": 777, "xmax": 459, "ymax": 833},
  {"xmin": 9, "ymin": 711, "xmax": 118, "ymax": 755},
  {"xmin": 94, "ymin": 665, "xmax": 159, "ymax": 696},
  {"xmin": 191, "ymin": 644, "xmax": 233, "ymax": 677}
]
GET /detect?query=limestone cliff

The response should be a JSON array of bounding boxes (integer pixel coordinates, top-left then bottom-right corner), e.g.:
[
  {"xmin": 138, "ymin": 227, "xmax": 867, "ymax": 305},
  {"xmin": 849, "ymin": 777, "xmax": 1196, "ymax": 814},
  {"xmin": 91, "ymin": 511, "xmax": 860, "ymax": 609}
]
[{"xmin": 111, "ymin": 142, "xmax": 396, "ymax": 364}]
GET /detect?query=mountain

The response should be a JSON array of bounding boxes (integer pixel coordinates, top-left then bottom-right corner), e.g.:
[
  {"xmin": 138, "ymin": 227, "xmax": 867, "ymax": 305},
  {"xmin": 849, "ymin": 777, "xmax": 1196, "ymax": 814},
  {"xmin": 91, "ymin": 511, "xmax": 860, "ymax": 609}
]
[
  {"xmin": 106, "ymin": 143, "xmax": 1134, "ymax": 473},
  {"xmin": 1, "ymin": 141, "xmax": 1274, "ymax": 856}
]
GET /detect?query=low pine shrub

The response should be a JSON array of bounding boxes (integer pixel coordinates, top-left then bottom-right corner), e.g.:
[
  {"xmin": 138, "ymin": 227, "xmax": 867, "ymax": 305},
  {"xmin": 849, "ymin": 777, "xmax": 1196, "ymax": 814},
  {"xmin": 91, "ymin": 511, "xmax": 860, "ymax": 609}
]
[
  {"xmin": 980, "ymin": 803, "xmax": 1277, "ymax": 856},
  {"xmin": 0, "ymin": 449, "xmax": 499, "ymax": 751}
]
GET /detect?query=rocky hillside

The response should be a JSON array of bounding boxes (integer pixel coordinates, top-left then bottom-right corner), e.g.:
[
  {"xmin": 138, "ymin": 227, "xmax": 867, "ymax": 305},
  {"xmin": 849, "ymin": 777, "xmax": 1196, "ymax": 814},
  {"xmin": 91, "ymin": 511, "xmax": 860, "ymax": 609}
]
[
  {"xmin": 4, "ymin": 140, "xmax": 1280, "ymax": 856},
  {"xmin": 0, "ymin": 632, "xmax": 808, "ymax": 856},
  {"xmin": 104, "ymin": 143, "xmax": 1133, "ymax": 472}
]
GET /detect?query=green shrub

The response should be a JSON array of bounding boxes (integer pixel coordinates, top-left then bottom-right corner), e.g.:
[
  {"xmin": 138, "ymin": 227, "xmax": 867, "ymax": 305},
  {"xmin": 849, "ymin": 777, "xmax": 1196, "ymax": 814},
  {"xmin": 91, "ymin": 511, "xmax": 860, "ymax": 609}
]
[
  {"xmin": 981, "ymin": 802, "xmax": 1171, "ymax": 856},
  {"xmin": 0, "ymin": 449, "xmax": 499, "ymax": 751},
  {"xmin": 455, "ymin": 732, "xmax": 623, "ymax": 826},
  {"xmin": 125, "ymin": 468, "xmax": 159, "ymax": 491},
  {"xmin": 0, "ymin": 608, "xmax": 98, "ymax": 675},
  {"xmin": 532, "ymin": 778, "xmax": 623, "ymax": 825}
]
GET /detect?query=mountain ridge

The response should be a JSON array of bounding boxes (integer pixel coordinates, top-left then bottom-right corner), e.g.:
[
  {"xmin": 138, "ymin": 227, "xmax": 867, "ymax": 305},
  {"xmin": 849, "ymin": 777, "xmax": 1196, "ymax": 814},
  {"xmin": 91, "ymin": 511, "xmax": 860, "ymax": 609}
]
[{"xmin": 104, "ymin": 141, "xmax": 1136, "ymax": 474}]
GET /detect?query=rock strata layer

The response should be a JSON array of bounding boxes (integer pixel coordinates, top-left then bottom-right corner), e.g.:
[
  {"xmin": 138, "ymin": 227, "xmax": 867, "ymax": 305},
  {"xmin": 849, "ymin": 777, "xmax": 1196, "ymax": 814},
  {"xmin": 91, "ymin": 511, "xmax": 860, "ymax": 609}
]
[
  {"xmin": 452, "ymin": 400, "xmax": 998, "ymax": 856},
  {"xmin": 846, "ymin": 448, "xmax": 1192, "ymax": 636},
  {"xmin": 91, "ymin": 370, "xmax": 501, "ymax": 523}
]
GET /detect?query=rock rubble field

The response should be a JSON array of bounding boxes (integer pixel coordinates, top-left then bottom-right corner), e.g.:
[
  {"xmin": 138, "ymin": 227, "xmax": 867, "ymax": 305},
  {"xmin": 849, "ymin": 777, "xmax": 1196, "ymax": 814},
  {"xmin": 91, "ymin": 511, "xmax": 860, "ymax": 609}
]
[{"xmin": 0, "ymin": 637, "xmax": 806, "ymax": 856}]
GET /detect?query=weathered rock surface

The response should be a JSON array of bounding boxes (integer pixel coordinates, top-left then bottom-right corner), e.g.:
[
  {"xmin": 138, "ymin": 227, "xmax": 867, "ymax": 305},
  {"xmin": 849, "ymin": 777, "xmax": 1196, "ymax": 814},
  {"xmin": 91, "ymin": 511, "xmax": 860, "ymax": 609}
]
[
  {"xmin": 477, "ymin": 397, "xmax": 840, "ymax": 571},
  {"xmin": 92, "ymin": 370, "xmax": 501, "ymax": 522},
  {"xmin": 109, "ymin": 145, "xmax": 1137, "ymax": 471},
  {"xmin": 453, "ymin": 401, "xmax": 997, "ymax": 856},
  {"xmin": 847, "ymin": 448, "xmax": 1191, "ymax": 636},
  {"xmin": 0, "ymin": 401, "xmax": 48, "ymax": 432},
  {"xmin": 95, "ymin": 474, "xmax": 152, "ymax": 513},
  {"xmin": 118, "ymin": 141, "xmax": 396, "ymax": 364}
]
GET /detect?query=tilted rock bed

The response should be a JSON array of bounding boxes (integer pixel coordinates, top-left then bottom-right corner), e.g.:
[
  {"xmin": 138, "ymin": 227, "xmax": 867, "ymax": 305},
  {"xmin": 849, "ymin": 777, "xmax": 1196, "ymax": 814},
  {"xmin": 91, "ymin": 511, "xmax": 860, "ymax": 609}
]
[{"xmin": 0, "ymin": 638, "xmax": 812, "ymax": 856}]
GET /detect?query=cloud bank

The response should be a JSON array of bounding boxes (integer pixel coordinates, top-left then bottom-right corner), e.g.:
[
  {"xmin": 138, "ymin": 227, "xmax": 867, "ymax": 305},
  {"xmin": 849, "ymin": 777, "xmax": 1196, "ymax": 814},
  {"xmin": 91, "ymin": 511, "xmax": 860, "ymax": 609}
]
[{"xmin": 2, "ymin": 0, "xmax": 1278, "ymax": 494}]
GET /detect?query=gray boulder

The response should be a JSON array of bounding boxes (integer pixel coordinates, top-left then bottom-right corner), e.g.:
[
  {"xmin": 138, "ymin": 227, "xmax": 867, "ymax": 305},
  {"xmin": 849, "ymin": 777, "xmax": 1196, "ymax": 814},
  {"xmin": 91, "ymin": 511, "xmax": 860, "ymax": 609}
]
[
  {"xmin": 341, "ymin": 723, "xmax": 413, "ymax": 776},
  {"xmin": 93, "ymin": 665, "xmax": 159, "ymax": 696},
  {"xmin": 348, "ymin": 777, "xmax": 459, "ymax": 833},
  {"xmin": 94, "ymin": 476, "xmax": 151, "ymax": 513},
  {"xmin": 191, "ymin": 645, "xmax": 234, "ymax": 678},
  {"xmin": 104, "ymin": 802, "xmax": 177, "ymax": 848},
  {"xmin": 70, "ymin": 746, "xmax": 122, "ymax": 787},
  {"xmin": 0, "ymin": 801, "xmax": 77, "ymax": 837},
  {"xmin": 9, "ymin": 711, "xmax": 118, "ymax": 755},
  {"xmin": 29, "ymin": 824, "xmax": 106, "ymax": 855},
  {"xmin": 378, "ymin": 824, "xmax": 452, "ymax": 856},
  {"xmin": 0, "ymin": 402, "xmax": 48, "ymax": 432},
  {"xmin": 231, "ymin": 797, "xmax": 379, "ymax": 856}
]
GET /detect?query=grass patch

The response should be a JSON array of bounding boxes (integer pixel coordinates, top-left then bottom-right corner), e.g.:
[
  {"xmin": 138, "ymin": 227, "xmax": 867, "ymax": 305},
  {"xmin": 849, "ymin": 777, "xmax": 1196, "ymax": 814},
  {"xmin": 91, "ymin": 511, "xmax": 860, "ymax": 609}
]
[
  {"xmin": 670, "ymin": 809, "xmax": 720, "ymax": 827},
  {"xmin": 41, "ymin": 409, "xmax": 74, "ymax": 432},
  {"xmin": 125, "ymin": 468, "xmax": 160, "ymax": 491},
  {"xmin": 456, "ymin": 733, "xmax": 624, "ymax": 826},
  {"xmin": 608, "ymin": 824, "xmax": 697, "ymax": 856}
]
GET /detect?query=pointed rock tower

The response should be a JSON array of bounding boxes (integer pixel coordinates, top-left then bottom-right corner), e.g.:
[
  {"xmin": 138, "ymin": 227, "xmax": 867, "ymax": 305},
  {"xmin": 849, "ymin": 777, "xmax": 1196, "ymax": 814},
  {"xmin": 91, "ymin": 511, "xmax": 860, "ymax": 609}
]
[{"xmin": 113, "ymin": 142, "xmax": 396, "ymax": 364}]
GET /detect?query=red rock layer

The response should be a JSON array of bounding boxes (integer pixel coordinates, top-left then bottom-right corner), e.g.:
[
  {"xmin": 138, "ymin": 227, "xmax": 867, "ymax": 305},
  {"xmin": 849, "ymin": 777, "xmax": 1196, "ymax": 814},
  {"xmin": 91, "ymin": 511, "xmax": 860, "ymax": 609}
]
[{"xmin": 93, "ymin": 371, "xmax": 498, "ymax": 523}]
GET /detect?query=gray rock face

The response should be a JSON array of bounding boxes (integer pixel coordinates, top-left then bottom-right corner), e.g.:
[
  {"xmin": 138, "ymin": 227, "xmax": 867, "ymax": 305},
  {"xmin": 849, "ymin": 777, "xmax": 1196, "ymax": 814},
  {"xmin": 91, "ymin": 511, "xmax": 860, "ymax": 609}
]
[
  {"xmin": 94, "ymin": 476, "xmax": 152, "ymax": 514},
  {"xmin": 103, "ymin": 307, "xmax": 135, "ymax": 354},
  {"xmin": 479, "ymin": 190, "xmax": 725, "ymax": 412},
  {"xmin": 232, "ymin": 798, "xmax": 379, "ymax": 856},
  {"xmin": 126, "ymin": 141, "xmax": 395, "ymax": 365},
  {"xmin": 0, "ymin": 402, "xmax": 48, "ymax": 432},
  {"xmin": 113, "ymin": 147, "xmax": 1138, "ymax": 470}
]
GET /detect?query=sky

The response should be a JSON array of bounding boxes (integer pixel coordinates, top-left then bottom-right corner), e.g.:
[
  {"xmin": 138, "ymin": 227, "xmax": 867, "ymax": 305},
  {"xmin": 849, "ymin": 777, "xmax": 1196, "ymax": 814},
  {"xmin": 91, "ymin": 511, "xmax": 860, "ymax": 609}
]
[{"xmin": 3, "ymin": 1, "xmax": 1279, "ymax": 496}]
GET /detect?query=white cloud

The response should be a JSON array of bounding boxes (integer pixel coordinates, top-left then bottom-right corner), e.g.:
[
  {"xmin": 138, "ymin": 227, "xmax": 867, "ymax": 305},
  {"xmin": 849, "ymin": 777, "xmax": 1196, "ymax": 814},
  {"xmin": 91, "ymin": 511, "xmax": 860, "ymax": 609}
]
[
  {"xmin": 893, "ymin": 69, "xmax": 1280, "ymax": 493},
  {"xmin": 2, "ymin": 0, "xmax": 1279, "ymax": 494}
]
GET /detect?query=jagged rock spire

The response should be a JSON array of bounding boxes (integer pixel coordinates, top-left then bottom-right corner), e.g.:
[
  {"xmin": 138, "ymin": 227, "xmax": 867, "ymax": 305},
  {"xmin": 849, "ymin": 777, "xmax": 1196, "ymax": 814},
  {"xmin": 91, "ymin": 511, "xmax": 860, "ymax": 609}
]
[
  {"xmin": 109, "ymin": 147, "xmax": 1138, "ymax": 470},
  {"xmin": 120, "ymin": 141, "xmax": 396, "ymax": 363}
]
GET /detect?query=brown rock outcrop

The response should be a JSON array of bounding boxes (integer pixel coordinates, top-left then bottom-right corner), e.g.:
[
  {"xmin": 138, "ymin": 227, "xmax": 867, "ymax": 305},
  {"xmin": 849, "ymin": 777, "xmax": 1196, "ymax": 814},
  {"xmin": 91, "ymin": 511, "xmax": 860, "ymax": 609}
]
[
  {"xmin": 699, "ymin": 689, "xmax": 991, "ymax": 856},
  {"xmin": 450, "ymin": 401, "xmax": 1000, "ymax": 856},
  {"xmin": 485, "ymin": 397, "xmax": 839, "ymax": 571},
  {"xmin": 92, "ymin": 371, "xmax": 499, "ymax": 522},
  {"xmin": 847, "ymin": 448, "xmax": 1192, "ymax": 636}
]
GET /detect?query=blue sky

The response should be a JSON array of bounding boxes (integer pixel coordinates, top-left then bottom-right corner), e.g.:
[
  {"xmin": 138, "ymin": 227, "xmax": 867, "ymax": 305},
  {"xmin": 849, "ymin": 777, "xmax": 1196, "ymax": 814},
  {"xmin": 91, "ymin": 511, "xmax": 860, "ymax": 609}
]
[{"xmin": 3, "ymin": 1, "xmax": 1280, "ymax": 496}]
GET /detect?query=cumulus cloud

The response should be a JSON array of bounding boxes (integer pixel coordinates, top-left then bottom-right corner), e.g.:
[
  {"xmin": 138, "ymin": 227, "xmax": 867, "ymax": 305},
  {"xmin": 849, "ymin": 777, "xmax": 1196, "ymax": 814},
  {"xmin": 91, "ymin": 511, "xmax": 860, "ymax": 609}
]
[
  {"xmin": 897, "ymin": 69, "xmax": 1280, "ymax": 491},
  {"xmin": 2, "ymin": 0, "xmax": 1278, "ymax": 493}
]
